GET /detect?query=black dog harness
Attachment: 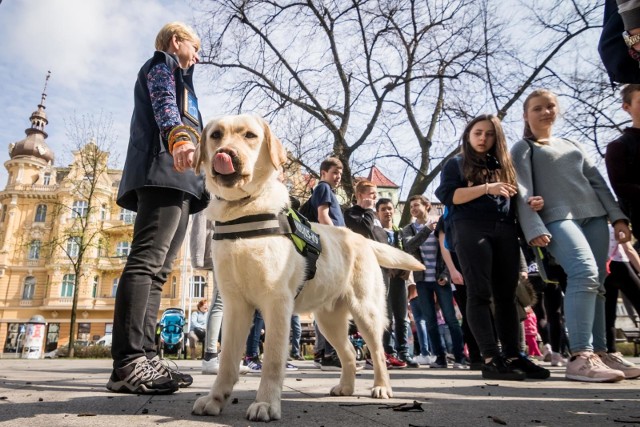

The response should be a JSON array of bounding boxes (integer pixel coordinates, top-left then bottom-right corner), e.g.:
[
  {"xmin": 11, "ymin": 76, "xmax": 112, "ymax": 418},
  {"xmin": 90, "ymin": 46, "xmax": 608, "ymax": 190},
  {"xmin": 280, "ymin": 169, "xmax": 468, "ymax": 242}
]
[{"xmin": 213, "ymin": 209, "xmax": 322, "ymax": 295}]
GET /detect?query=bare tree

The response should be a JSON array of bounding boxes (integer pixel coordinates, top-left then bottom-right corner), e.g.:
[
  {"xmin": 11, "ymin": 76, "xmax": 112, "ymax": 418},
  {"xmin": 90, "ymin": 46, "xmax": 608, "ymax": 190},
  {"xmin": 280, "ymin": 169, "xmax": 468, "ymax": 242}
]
[
  {"xmin": 193, "ymin": 0, "xmax": 606, "ymax": 224},
  {"xmin": 46, "ymin": 112, "xmax": 118, "ymax": 357}
]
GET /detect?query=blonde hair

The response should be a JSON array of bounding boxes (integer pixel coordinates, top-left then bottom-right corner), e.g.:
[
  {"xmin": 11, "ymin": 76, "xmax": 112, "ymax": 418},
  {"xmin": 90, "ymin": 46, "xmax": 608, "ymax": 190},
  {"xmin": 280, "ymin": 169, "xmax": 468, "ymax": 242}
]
[
  {"xmin": 522, "ymin": 89, "xmax": 558, "ymax": 140},
  {"xmin": 155, "ymin": 22, "xmax": 200, "ymax": 52}
]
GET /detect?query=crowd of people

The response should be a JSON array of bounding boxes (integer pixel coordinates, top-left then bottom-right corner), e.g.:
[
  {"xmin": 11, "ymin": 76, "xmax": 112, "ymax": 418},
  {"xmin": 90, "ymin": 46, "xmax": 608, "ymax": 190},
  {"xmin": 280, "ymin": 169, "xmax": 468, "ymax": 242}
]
[{"xmin": 107, "ymin": 20, "xmax": 640, "ymax": 396}]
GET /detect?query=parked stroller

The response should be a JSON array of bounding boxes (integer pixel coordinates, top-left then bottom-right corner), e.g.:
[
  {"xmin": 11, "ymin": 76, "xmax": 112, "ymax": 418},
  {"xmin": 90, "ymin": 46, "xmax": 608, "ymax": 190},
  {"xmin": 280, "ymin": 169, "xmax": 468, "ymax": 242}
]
[{"xmin": 156, "ymin": 308, "xmax": 186, "ymax": 359}]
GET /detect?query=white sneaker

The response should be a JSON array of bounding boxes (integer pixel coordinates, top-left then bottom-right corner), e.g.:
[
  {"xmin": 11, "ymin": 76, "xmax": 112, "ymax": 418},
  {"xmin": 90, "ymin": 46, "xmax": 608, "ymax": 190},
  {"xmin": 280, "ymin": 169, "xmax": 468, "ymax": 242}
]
[
  {"xmin": 565, "ymin": 352, "xmax": 624, "ymax": 383},
  {"xmin": 542, "ymin": 344, "xmax": 552, "ymax": 362},
  {"xmin": 202, "ymin": 357, "xmax": 219, "ymax": 375},
  {"xmin": 415, "ymin": 354, "xmax": 433, "ymax": 366},
  {"xmin": 597, "ymin": 352, "xmax": 640, "ymax": 379},
  {"xmin": 551, "ymin": 352, "xmax": 566, "ymax": 367}
]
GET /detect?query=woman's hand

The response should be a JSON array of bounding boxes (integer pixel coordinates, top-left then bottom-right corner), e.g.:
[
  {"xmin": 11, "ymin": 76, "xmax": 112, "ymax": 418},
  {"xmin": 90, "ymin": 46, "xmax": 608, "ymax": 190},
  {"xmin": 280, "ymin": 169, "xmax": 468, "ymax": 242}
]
[
  {"xmin": 487, "ymin": 182, "xmax": 518, "ymax": 198},
  {"xmin": 527, "ymin": 196, "xmax": 544, "ymax": 212},
  {"xmin": 530, "ymin": 234, "xmax": 551, "ymax": 247},
  {"xmin": 613, "ymin": 220, "xmax": 632, "ymax": 244},
  {"xmin": 173, "ymin": 141, "xmax": 196, "ymax": 173}
]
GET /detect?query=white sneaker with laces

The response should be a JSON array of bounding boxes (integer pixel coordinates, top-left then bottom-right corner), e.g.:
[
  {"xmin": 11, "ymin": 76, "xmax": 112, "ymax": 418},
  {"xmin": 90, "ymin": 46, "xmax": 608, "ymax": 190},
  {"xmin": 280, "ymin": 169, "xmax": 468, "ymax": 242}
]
[
  {"xmin": 415, "ymin": 354, "xmax": 433, "ymax": 366},
  {"xmin": 565, "ymin": 352, "xmax": 624, "ymax": 383},
  {"xmin": 202, "ymin": 356, "xmax": 219, "ymax": 375},
  {"xmin": 551, "ymin": 352, "xmax": 566, "ymax": 367},
  {"xmin": 597, "ymin": 352, "xmax": 640, "ymax": 379}
]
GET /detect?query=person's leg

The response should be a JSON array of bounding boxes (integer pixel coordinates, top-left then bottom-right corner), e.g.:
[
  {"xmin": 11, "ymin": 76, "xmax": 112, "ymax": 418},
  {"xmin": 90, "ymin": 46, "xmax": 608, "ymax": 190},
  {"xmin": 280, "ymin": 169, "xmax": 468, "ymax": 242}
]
[
  {"xmin": 488, "ymin": 222, "xmax": 521, "ymax": 358},
  {"xmin": 409, "ymin": 297, "xmax": 431, "ymax": 357},
  {"xmin": 111, "ymin": 188, "xmax": 189, "ymax": 368},
  {"xmin": 381, "ymin": 269, "xmax": 395, "ymax": 355},
  {"xmin": 454, "ymin": 284, "xmax": 481, "ymax": 364},
  {"xmin": 246, "ymin": 310, "xmax": 264, "ymax": 358},
  {"xmin": 546, "ymin": 218, "xmax": 603, "ymax": 354},
  {"xmin": 416, "ymin": 282, "xmax": 446, "ymax": 362},
  {"xmin": 545, "ymin": 282, "xmax": 564, "ymax": 353},
  {"xmin": 616, "ymin": 262, "xmax": 640, "ymax": 321},
  {"xmin": 453, "ymin": 221, "xmax": 500, "ymax": 360},
  {"xmin": 290, "ymin": 314, "xmax": 302, "ymax": 358},
  {"xmin": 435, "ymin": 283, "xmax": 465, "ymax": 363},
  {"xmin": 604, "ymin": 265, "xmax": 621, "ymax": 353},
  {"xmin": 389, "ymin": 276, "xmax": 411, "ymax": 359},
  {"xmin": 205, "ymin": 281, "xmax": 223, "ymax": 356}
]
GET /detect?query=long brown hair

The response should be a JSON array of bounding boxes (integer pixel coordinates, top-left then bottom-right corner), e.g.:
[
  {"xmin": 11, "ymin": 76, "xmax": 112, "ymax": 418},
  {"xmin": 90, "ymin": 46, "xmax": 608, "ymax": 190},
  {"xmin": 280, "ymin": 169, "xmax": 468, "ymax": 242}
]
[
  {"xmin": 460, "ymin": 114, "xmax": 517, "ymax": 186},
  {"xmin": 522, "ymin": 89, "xmax": 558, "ymax": 140}
]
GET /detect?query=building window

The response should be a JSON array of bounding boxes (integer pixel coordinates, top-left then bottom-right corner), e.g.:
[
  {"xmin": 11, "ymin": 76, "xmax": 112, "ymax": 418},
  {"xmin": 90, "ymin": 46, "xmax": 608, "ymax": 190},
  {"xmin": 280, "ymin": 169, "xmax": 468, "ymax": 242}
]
[
  {"xmin": 66, "ymin": 237, "xmax": 80, "ymax": 258},
  {"xmin": 1, "ymin": 205, "xmax": 5, "ymax": 222},
  {"xmin": 119, "ymin": 208, "xmax": 136, "ymax": 224},
  {"xmin": 171, "ymin": 276, "xmax": 177, "ymax": 299},
  {"xmin": 34, "ymin": 204, "xmax": 47, "ymax": 222},
  {"xmin": 111, "ymin": 277, "xmax": 119, "ymax": 297},
  {"xmin": 77, "ymin": 323, "xmax": 90, "ymax": 341},
  {"xmin": 190, "ymin": 275, "xmax": 207, "ymax": 299},
  {"xmin": 71, "ymin": 200, "xmax": 88, "ymax": 218},
  {"xmin": 43, "ymin": 173, "xmax": 51, "ymax": 185},
  {"xmin": 45, "ymin": 323, "xmax": 59, "ymax": 352},
  {"xmin": 61, "ymin": 274, "xmax": 75, "ymax": 297},
  {"xmin": 92, "ymin": 276, "xmax": 99, "ymax": 298},
  {"xmin": 115, "ymin": 241, "xmax": 130, "ymax": 257},
  {"xmin": 28, "ymin": 240, "xmax": 41, "ymax": 260},
  {"xmin": 22, "ymin": 276, "xmax": 36, "ymax": 300},
  {"xmin": 100, "ymin": 204, "xmax": 108, "ymax": 221}
]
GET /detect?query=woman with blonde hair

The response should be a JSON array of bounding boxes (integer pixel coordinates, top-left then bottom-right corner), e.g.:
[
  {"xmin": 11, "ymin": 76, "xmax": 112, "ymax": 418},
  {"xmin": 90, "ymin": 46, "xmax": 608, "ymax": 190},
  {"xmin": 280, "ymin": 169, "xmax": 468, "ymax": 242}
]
[
  {"xmin": 512, "ymin": 89, "xmax": 633, "ymax": 382},
  {"xmin": 436, "ymin": 114, "xmax": 549, "ymax": 380}
]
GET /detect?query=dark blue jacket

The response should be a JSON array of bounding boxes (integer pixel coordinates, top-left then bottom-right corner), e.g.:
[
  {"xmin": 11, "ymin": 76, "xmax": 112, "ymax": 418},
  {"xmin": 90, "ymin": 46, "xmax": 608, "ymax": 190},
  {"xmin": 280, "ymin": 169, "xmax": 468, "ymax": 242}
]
[{"xmin": 117, "ymin": 51, "xmax": 209, "ymax": 213}]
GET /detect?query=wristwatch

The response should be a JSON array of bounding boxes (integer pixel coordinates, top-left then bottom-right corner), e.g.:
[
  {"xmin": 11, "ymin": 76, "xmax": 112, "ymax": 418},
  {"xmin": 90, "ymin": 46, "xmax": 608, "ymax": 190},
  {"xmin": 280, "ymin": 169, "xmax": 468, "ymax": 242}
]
[{"xmin": 623, "ymin": 31, "xmax": 640, "ymax": 48}]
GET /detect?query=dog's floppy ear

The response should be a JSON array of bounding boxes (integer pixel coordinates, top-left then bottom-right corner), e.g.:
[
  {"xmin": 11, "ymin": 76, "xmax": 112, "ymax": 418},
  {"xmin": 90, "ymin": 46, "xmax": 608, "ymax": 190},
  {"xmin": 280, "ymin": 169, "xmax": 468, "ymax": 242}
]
[
  {"xmin": 261, "ymin": 118, "xmax": 287, "ymax": 169},
  {"xmin": 193, "ymin": 124, "xmax": 209, "ymax": 175}
]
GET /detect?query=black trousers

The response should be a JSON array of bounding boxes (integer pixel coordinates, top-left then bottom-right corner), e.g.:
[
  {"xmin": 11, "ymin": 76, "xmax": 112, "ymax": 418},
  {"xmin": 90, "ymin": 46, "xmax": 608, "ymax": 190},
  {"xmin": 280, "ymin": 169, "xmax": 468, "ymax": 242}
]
[
  {"xmin": 382, "ymin": 270, "xmax": 409, "ymax": 356},
  {"xmin": 530, "ymin": 277, "xmax": 565, "ymax": 353},
  {"xmin": 111, "ymin": 187, "xmax": 192, "ymax": 368},
  {"xmin": 604, "ymin": 260, "xmax": 640, "ymax": 352},
  {"xmin": 453, "ymin": 220, "xmax": 521, "ymax": 359}
]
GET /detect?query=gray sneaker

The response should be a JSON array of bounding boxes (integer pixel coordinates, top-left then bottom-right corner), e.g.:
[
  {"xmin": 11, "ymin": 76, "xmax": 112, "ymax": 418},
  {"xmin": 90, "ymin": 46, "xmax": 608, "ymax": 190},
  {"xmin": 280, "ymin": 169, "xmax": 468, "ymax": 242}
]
[
  {"xmin": 107, "ymin": 356, "xmax": 178, "ymax": 394},
  {"xmin": 149, "ymin": 356, "xmax": 193, "ymax": 387}
]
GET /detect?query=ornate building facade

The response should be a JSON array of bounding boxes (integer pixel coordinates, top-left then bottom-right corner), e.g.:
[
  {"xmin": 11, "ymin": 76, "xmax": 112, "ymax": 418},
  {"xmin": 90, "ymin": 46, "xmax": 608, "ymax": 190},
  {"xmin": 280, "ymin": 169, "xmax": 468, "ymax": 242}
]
[{"xmin": 0, "ymin": 78, "xmax": 208, "ymax": 356}]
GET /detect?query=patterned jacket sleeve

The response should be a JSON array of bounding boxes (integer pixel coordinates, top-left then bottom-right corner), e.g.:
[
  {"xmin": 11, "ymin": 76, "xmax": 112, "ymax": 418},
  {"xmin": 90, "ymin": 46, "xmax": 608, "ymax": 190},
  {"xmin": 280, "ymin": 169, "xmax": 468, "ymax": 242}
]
[{"xmin": 146, "ymin": 63, "xmax": 182, "ymax": 141}]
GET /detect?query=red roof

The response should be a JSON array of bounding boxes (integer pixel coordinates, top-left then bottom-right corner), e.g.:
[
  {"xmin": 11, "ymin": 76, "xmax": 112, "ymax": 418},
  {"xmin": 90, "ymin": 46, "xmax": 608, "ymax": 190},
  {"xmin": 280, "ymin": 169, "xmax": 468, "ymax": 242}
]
[{"xmin": 367, "ymin": 166, "xmax": 398, "ymax": 188}]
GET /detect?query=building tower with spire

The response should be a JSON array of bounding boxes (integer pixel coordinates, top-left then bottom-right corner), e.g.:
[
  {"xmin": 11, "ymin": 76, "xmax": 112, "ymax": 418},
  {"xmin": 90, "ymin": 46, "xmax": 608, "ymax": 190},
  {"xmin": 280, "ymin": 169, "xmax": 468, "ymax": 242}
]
[{"xmin": 0, "ymin": 74, "xmax": 209, "ymax": 358}]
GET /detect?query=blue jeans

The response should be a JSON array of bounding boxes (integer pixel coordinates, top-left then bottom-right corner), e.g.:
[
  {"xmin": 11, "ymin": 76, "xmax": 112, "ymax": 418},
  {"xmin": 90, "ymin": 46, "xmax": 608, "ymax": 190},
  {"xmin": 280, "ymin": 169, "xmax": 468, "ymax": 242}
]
[
  {"xmin": 409, "ymin": 297, "xmax": 432, "ymax": 356},
  {"xmin": 416, "ymin": 281, "xmax": 465, "ymax": 361},
  {"xmin": 546, "ymin": 216, "xmax": 609, "ymax": 353},
  {"xmin": 245, "ymin": 310, "xmax": 264, "ymax": 357},
  {"xmin": 290, "ymin": 315, "xmax": 302, "ymax": 357}
]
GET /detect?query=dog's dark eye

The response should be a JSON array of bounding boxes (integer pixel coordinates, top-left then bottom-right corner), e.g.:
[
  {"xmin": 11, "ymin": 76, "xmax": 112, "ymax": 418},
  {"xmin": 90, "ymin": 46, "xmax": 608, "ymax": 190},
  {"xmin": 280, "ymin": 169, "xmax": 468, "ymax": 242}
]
[
  {"xmin": 245, "ymin": 132, "xmax": 257, "ymax": 139},
  {"xmin": 211, "ymin": 130, "xmax": 222, "ymax": 139}
]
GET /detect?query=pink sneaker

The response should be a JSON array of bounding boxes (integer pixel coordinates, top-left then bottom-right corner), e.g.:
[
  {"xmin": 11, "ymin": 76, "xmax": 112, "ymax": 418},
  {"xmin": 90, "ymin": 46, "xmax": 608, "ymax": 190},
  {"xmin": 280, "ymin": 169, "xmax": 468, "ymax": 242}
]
[
  {"xmin": 597, "ymin": 352, "xmax": 640, "ymax": 379},
  {"xmin": 565, "ymin": 352, "xmax": 624, "ymax": 383}
]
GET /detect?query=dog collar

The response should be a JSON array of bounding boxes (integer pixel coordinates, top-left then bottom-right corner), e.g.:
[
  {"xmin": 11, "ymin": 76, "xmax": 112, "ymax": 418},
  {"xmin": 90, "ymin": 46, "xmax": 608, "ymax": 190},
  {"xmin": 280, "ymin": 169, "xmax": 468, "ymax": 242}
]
[{"xmin": 213, "ymin": 209, "xmax": 322, "ymax": 285}]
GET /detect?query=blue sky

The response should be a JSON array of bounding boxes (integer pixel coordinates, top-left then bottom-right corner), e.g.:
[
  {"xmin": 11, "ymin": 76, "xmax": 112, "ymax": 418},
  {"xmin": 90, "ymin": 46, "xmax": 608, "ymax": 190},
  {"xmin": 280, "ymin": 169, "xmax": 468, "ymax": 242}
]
[{"xmin": 0, "ymin": 0, "xmax": 218, "ymax": 184}]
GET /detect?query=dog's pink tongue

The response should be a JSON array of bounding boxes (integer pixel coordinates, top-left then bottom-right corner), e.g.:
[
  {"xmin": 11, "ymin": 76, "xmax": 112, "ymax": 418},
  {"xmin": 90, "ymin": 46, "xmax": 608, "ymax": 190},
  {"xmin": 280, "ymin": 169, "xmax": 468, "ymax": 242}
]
[{"xmin": 213, "ymin": 153, "xmax": 235, "ymax": 175}]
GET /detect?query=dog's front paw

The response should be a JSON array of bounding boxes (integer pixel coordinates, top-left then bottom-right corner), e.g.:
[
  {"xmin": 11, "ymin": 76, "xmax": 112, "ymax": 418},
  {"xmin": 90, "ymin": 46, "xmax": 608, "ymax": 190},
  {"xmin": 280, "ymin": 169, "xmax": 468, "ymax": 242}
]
[
  {"xmin": 371, "ymin": 386, "xmax": 393, "ymax": 399},
  {"xmin": 329, "ymin": 383, "xmax": 354, "ymax": 396},
  {"xmin": 192, "ymin": 393, "xmax": 227, "ymax": 416},
  {"xmin": 246, "ymin": 401, "xmax": 281, "ymax": 422}
]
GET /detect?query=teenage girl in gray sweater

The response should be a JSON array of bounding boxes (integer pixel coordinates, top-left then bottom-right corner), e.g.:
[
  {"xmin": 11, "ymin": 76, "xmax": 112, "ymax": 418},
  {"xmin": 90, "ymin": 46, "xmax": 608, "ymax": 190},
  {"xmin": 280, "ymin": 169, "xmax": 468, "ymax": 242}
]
[{"xmin": 512, "ymin": 89, "xmax": 634, "ymax": 383}]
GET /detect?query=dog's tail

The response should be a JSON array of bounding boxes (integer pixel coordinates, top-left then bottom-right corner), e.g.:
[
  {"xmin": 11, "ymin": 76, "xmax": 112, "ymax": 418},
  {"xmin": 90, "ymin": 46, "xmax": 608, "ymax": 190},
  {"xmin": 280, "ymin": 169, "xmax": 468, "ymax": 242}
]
[{"xmin": 368, "ymin": 241, "xmax": 425, "ymax": 271}]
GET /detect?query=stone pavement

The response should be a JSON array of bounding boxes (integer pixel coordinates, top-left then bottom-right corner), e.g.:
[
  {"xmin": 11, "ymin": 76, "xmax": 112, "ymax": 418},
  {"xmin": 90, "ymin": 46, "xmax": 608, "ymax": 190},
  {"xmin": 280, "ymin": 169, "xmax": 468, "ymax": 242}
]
[{"xmin": 0, "ymin": 358, "xmax": 639, "ymax": 427}]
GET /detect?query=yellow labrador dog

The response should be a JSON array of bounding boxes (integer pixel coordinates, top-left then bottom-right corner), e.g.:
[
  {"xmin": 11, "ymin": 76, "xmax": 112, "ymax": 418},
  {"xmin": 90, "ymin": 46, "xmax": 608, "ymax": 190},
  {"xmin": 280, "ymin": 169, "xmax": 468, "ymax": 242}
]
[{"xmin": 191, "ymin": 114, "xmax": 424, "ymax": 422}]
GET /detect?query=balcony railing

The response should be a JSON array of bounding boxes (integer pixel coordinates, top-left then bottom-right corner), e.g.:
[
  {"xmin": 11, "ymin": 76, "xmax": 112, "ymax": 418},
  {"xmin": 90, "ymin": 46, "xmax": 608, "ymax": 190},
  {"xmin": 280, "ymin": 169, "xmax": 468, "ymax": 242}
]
[
  {"xmin": 19, "ymin": 299, "xmax": 33, "ymax": 306},
  {"xmin": 5, "ymin": 183, "xmax": 59, "ymax": 192}
]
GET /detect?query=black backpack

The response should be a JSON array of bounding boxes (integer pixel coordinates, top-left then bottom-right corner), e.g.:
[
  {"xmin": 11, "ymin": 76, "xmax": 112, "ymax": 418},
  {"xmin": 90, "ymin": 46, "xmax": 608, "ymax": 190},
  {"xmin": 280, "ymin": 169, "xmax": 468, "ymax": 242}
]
[{"xmin": 297, "ymin": 198, "xmax": 317, "ymax": 222}]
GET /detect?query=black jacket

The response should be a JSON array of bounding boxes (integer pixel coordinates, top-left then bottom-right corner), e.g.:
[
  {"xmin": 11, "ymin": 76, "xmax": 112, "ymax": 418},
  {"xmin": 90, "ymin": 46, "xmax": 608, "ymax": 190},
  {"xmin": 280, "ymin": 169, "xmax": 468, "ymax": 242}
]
[
  {"xmin": 117, "ymin": 51, "xmax": 209, "ymax": 213},
  {"xmin": 401, "ymin": 222, "xmax": 447, "ymax": 282},
  {"xmin": 343, "ymin": 205, "xmax": 388, "ymax": 243}
]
